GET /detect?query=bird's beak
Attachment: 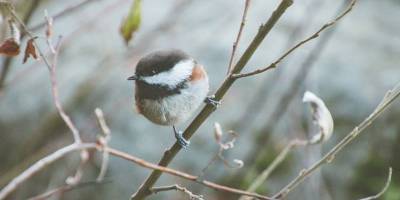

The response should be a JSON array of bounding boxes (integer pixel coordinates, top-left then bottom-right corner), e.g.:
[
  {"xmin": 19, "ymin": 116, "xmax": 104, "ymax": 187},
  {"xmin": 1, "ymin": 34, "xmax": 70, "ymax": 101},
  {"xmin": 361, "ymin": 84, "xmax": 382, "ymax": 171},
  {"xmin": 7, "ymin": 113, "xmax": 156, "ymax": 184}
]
[{"xmin": 127, "ymin": 74, "xmax": 138, "ymax": 80}]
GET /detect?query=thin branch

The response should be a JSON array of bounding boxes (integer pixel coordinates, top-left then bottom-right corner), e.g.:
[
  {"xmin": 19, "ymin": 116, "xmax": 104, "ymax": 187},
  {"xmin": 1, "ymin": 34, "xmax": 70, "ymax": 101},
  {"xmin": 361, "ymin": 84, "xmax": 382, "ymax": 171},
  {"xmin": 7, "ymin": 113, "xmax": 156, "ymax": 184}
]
[
  {"xmin": 131, "ymin": 1, "xmax": 293, "ymax": 199},
  {"xmin": 105, "ymin": 146, "xmax": 272, "ymax": 200},
  {"xmin": 4, "ymin": 2, "xmax": 83, "ymax": 143},
  {"xmin": 0, "ymin": 0, "xmax": 40, "ymax": 90},
  {"xmin": 48, "ymin": 37, "xmax": 83, "ymax": 144},
  {"xmin": 272, "ymin": 83, "xmax": 400, "ymax": 199},
  {"xmin": 29, "ymin": 0, "xmax": 99, "ymax": 32},
  {"xmin": 359, "ymin": 167, "xmax": 393, "ymax": 200},
  {"xmin": 95, "ymin": 108, "xmax": 112, "ymax": 182},
  {"xmin": 200, "ymin": 129, "xmax": 240, "ymax": 177},
  {"xmin": 231, "ymin": 0, "xmax": 357, "ymax": 79},
  {"xmin": 238, "ymin": 0, "xmax": 350, "ymax": 178},
  {"xmin": 0, "ymin": 143, "xmax": 272, "ymax": 200},
  {"xmin": 151, "ymin": 184, "xmax": 204, "ymax": 200},
  {"xmin": 27, "ymin": 180, "xmax": 110, "ymax": 200},
  {"xmin": 0, "ymin": 143, "xmax": 97, "ymax": 200},
  {"xmin": 239, "ymin": 139, "xmax": 307, "ymax": 200},
  {"xmin": 227, "ymin": 0, "xmax": 251, "ymax": 74}
]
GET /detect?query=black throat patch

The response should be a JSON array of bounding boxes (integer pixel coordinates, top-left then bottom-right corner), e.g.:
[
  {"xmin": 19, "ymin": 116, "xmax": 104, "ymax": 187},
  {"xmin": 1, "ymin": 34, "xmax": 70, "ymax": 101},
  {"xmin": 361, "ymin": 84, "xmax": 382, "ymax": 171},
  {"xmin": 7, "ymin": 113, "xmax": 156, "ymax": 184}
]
[{"xmin": 136, "ymin": 79, "xmax": 188, "ymax": 100}]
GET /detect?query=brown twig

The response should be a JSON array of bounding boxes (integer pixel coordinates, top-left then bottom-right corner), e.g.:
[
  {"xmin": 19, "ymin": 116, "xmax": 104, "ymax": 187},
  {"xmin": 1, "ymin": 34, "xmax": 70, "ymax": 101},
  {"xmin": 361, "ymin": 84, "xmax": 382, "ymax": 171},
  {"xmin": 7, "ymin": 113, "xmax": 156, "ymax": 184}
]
[
  {"xmin": 131, "ymin": 1, "xmax": 293, "ymax": 199},
  {"xmin": 150, "ymin": 184, "xmax": 204, "ymax": 200},
  {"xmin": 0, "ymin": 143, "xmax": 97, "ymax": 199},
  {"xmin": 272, "ymin": 82, "xmax": 400, "ymax": 199},
  {"xmin": 231, "ymin": 0, "xmax": 357, "ymax": 79},
  {"xmin": 105, "ymin": 147, "xmax": 272, "ymax": 200},
  {"xmin": 359, "ymin": 167, "xmax": 392, "ymax": 200},
  {"xmin": 6, "ymin": 2, "xmax": 83, "ymax": 144},
  {"xmin": 0, "ymin": 141, "xmax": 272, "ymax": 200},
  {"xmin": 227, "ymin": 0, "xmax": 251, "ymax": 74},
  {"xmin": 1, "ymin": 3, "xmax": 89, "ymax": 194}
]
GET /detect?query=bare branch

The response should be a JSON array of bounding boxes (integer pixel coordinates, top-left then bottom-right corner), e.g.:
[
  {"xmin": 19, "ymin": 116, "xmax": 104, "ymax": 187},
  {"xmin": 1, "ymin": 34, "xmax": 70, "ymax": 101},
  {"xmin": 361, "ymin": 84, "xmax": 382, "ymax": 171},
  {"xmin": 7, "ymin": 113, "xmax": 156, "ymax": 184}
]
[
  {"xmin": 27, "ymin": 180, "xmax": 109, "ymax": 200},
  {"xmin": 359, "ymin": 167, "xmax": 393, "ymax": 200},
  {"xmin": 29, "ymin": 0, "xmax": 99, "ymax": 32},
  {"xmin": 0, "ymin": 143, "xmax": 97, "ymax": 199},
  {"xmin": 200, "ymin": 127, "xmax": 241, "ymax": 178},
  {"xmin": 95, "ymin": 108, "xmax": 112, "ymax": 182},
  {"xmin": 272, "ymin": 82, "xmax": 400, "ymax": 199},
  {"xmin": 227, "ymin": 0, "xmax": 251, "ymax": 74},
  {"xmin": 231, "ymin": 0, "xmax": 357, "ymax": 79},
  {"xmin": 151, "ymin": 184, "xmax": 204, "ymax": 200},
  {"xmin": 104, "ymin": 147, "xmax": 273, "ymax": 200},
  {"xmin": 3, "ymin": 2, "xmax": 83, "ymax": 144},
  {"xmin": 131, "ymin": 1, "xmax": 293, "ymax": 199}
]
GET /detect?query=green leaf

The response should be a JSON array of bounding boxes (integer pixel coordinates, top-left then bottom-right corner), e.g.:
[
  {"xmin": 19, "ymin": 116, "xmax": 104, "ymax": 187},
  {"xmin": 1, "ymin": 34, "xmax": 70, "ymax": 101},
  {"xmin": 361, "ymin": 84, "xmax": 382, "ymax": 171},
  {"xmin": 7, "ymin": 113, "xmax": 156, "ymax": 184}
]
[{"xmin": 120, "ymin": 0, "xmax": 141, "ymax": 44}]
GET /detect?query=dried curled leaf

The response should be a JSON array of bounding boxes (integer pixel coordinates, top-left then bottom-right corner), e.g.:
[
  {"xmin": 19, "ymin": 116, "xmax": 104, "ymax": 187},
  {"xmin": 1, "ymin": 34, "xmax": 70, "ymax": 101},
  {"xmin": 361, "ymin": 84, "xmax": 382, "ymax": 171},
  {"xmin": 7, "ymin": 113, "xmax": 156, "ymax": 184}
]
[
  {"xmin": 0, "ymin": 38, "xmax": 20, "ymax": 56},
  {"xmin": 23, "ymin": 38, "xmax": 38, "ymax": 63},
  {"xmin": 120, "ymin": 0, "xmax": 141, "ymax": 44},
  {"xmin": 303, "ymin": 91, "xmax": 334, "ymax": 144},
  {"xmin": 0, "ymin": 19, "xmax": 20, "ymax": 57}
]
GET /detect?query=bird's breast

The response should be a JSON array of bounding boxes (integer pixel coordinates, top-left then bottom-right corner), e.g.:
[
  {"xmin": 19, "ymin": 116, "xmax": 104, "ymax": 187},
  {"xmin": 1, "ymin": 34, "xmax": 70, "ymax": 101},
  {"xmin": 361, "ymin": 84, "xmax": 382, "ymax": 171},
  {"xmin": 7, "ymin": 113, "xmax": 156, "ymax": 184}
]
[{"xmin": 135, "ymin": 79, "xmax": 209, "ymax": 126}]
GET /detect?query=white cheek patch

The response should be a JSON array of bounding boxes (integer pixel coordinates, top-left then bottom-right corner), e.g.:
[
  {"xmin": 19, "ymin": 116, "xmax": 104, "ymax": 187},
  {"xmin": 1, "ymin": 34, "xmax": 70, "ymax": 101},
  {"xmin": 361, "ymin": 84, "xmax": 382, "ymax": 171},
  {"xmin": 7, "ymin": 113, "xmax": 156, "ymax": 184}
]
[{"xmin": 141, "ymin": 59, "xmax": 194, "ymax": 87}]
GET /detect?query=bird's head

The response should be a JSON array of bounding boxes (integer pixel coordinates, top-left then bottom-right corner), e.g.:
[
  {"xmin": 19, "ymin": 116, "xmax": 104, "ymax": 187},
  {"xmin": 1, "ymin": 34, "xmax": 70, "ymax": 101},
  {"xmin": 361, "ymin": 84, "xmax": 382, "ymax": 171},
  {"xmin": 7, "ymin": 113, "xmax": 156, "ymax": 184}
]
[{"xmin": 127, "ymin": 49, "xmax": 195, "ymax": 88}]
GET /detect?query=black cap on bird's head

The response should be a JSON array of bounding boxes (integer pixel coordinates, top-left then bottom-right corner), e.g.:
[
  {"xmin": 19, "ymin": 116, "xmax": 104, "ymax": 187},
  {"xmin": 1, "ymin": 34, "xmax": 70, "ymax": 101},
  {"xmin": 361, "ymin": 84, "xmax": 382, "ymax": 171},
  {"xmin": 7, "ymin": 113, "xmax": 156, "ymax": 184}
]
[{"xmin": 127, "ymin": 49, "xmax": 190, "ymax": 81}]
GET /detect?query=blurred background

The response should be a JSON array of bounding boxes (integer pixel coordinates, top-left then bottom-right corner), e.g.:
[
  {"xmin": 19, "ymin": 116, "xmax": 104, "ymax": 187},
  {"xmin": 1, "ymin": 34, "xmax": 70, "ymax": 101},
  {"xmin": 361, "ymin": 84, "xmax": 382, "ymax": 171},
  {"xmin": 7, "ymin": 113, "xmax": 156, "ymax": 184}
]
[{"xmin": 0, "ymin": 0, "xmax": 399, "ymax": 199}]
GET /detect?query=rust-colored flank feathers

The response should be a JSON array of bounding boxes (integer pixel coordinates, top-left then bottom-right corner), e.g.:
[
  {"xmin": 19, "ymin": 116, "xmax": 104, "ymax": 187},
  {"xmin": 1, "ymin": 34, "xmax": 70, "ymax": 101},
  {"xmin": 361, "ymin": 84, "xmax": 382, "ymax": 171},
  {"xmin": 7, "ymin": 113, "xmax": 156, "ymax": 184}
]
[{"xmin": 189, "ymin": 64, "xmax": 206, "ymax": 82}]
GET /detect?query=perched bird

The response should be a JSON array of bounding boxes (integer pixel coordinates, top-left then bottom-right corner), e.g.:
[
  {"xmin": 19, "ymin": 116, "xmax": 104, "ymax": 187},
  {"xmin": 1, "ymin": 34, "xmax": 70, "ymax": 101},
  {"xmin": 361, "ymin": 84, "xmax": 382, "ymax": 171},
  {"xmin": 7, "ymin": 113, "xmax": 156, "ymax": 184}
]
[{"xmin": 128, "ymin": 49, "xmax": 218, "ymax": 148}]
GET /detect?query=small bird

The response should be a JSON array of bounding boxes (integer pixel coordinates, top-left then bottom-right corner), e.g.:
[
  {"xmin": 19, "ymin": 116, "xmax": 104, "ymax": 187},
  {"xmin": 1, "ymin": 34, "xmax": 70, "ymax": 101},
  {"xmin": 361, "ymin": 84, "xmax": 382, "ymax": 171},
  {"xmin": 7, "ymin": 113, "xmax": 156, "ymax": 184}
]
[{"xmin": 128, "ymin": 49, "xmax": 219, "ymax": 148}]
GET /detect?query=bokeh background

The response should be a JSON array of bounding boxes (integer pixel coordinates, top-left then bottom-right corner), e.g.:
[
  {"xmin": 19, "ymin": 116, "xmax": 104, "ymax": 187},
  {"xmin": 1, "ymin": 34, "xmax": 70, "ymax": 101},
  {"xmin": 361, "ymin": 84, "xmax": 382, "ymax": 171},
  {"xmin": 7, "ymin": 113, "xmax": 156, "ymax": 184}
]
[{"xmin": 0, "ymin": 0, "xmax": 399, "ymax": 199}]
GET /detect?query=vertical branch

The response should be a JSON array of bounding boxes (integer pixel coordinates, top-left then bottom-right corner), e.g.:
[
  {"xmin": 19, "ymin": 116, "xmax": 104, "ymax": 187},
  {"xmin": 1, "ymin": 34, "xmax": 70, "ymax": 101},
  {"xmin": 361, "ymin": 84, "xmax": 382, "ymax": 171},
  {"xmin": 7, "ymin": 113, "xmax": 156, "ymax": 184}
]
[
  {"xmin": 131, "ymin": 1, "xmax": 293, "ymax": 199},
  {"xmin": 95, "ymin": 108, "xmax": 112, "ymax": 182},
  {"xmin": 226, "ymin": 0, "xmax": 251, "ymax": 74},
  {"xmin": 48, "ymin": 37, "xmax": 82, "ymax": 144}
]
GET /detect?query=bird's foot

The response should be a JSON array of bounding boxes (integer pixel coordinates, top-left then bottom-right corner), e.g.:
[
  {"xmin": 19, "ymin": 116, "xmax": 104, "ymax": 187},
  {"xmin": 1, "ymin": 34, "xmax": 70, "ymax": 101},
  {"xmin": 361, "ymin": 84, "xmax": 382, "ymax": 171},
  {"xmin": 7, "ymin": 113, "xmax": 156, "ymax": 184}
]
[
  {"xmin": 173, "ymin": 126, "xmax": 190, "ymax": 149},
  {"xmin": 204, "ymin": 95, "xmax": 221, "ymax": 108}
]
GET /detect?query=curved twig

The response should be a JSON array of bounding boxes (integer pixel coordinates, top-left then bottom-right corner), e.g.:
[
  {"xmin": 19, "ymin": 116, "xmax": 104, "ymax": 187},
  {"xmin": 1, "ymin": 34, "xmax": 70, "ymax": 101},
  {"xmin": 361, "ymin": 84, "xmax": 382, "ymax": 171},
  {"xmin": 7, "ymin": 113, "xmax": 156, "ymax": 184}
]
[{"xmin": 359, "ymin": 167, "xmax": 393, "ymax": 200}]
